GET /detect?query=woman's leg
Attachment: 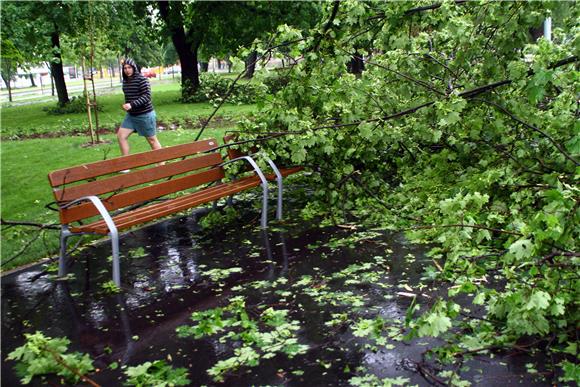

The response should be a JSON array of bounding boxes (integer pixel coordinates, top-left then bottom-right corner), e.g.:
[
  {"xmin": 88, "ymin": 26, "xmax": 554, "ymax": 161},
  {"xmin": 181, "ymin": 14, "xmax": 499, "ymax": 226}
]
[
  {"xmin": 146, "ymin": 135, "xmax": 164, "ymax": 165},
  {"xmin": 145, "ymin": 135, "xmax": 162, "ymax": 151},
  {"xmin": 117, "ymin": 127, "xmax": 134, "ymax": 156}
]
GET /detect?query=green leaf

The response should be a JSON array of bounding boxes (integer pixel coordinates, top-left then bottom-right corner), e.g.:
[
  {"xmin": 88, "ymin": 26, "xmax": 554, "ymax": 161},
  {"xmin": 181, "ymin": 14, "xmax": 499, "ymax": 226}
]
[
  {"xmin": 525, "ymin": 291, "xmax": 550, "ymax": 311},
  {"xmin": 508, "ymin": 239, "xmax": 534, "ymax": 260}
]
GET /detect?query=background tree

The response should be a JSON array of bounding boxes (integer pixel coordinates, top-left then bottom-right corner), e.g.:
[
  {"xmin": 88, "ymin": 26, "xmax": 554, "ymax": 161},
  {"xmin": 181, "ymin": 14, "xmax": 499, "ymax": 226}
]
[
  {"xmin": 155, "ymin": 1, "xmax": 322, "ymax": 99},
  {"xmin": 0, "ymin": 40, "xmax": 25, "ymax": 102},
  {"xmin": 1, "ymin": 1, "xmax": 153, "ymax": 106}
]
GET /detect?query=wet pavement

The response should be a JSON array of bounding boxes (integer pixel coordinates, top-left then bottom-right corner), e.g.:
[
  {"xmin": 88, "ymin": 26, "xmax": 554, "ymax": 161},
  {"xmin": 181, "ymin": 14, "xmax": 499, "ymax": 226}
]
[{"xmin": 1, "ymin": 196, "xmax": 558, "ymax": 386}]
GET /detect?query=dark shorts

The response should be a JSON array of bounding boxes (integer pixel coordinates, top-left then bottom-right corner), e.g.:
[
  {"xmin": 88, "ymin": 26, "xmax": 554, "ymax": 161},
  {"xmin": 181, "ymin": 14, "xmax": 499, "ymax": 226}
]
[{"xmin": 121, "ymin": 111, "xmax": 157, "ymax": 137}]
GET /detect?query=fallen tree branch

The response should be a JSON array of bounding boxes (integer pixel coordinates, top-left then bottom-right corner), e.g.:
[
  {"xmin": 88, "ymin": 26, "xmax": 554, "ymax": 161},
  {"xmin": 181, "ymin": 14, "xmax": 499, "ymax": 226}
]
[
  {"xmin": 369, "ymin": 0, "xmax": 469, "ymax": 20},
  {"xmin": 1, "ymin": 232, "xmax": 43, "ymax": 267},
  {"xmin": 310, "ymin": 0, "xmax": 341, "ymax": 54},
  {"xmin": 1, "ymin": 218, "xmax": 59, "ymax": 230},
  {"xmin": 406, "ymin": 223, "xmax": 523, "ymax": 236},
  {"xmin": 475, "ymin": 98, "xmax": 579, "ymax": 166},
  {"xmin": 255, "ymin": 55, "xmax": 578, "ymax": 138},
  {"xmin": 194, "ymin": 37, "xmax": 306, "ymax": 141}
]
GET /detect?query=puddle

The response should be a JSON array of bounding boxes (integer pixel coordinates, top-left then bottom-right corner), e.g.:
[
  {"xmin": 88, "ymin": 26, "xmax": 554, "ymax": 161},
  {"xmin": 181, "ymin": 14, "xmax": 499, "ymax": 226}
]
[{"xmin": 1, "ymin": 197, "xmax": 558, "ymax": 386}]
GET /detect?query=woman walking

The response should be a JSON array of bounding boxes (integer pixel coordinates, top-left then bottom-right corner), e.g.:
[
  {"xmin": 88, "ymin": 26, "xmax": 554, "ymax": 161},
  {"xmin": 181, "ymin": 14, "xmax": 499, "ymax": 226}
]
[{"xmin": 117, "ymin": 58, "xmax": 162, "ymax": 158}]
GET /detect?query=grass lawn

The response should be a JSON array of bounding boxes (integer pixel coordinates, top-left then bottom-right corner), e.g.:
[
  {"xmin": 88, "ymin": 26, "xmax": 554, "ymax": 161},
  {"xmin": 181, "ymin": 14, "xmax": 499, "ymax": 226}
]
[
  {"xmin": 1, "ymin": 79, "xmax": 256, "ymax": 139},
  {"xmin": 1, "ymin": 127, "xmax": 237, "ymax": 271}
]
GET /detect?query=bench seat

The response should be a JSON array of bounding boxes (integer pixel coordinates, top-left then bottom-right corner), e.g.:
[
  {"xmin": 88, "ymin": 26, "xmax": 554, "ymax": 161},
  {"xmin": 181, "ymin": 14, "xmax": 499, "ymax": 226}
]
[{"xmin": 71, "ymin": 174, "xmax": 263, "ymax": 234}]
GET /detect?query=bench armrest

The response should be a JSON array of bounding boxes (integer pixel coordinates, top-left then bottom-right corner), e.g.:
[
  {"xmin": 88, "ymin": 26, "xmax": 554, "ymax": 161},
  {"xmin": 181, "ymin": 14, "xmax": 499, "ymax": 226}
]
[
  {"xmin": 225, "ymin": 153, "xmax": 287, "ymax": 220},
  {"xmin": 60, "ymin": 195, "xmax": 118, "ymax": 236},
  {"xmin": 220, "ymin": 156, "xmax": 270, "ymax": 228},
  {"xmin": 220, "ymin": 156, "xmax": 269, "ymax": 188},
  {"xmin": 252, "ymin": 153, "xmax": 283, "ymax": 181}
]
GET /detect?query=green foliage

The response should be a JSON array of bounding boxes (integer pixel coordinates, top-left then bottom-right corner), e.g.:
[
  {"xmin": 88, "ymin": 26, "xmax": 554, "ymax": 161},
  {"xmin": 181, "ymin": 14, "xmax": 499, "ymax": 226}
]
[
  {"xmin": 259, "ymin": 70, "xmax": 292, "ymax": 94},
  {"xmin": 6, "ymin": 331, "xmax": 94, "ymax": 385},
  {"xmin": 407, "ymin": 300, "xmax": 459, "ymax": 338},
  {"xmin": 176, "ymin": 296, "xmax": 308, "ymax": 382},
  {"xmin": 199, "ymin": 206, "xmax": 240, "ymax": 230},
  {"xmin": 128, "ymin": 246, "xmax": 147, "ymax": 259},
  {"xmin": 202, "ymin": 267, "xmax": 243, "ymax": 283},
  {"xmin": 0, "ymin": 39, "xmax": 25, "ymax": 89},
  {"xmin": 101, "ymin": 280, "xmax": 122, "ymax": 294},
  {"xmin": 6, "ymin": 333, "xmax": 191, "ymax": 386},
  {"xmin": 124, "ymin": 360, "xmax": 190, "ymax": 387},
  {"xmin": 350, "ymin": 374, "xmax": 410, "ymax": 387}
]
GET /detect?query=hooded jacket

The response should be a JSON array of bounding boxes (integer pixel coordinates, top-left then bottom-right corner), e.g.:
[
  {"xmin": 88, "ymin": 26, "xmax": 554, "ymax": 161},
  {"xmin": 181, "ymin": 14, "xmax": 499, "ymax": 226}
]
[{"xmin": 122, "ymin": 58, "xmax": 153, "ymax": 115}]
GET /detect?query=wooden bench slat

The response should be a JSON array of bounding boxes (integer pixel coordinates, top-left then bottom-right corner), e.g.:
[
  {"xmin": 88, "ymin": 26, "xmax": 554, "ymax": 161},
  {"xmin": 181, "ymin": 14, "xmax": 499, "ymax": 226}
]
[
  {"xmin": 53, "ymin": 153, "xmax": 222, "ymax": 202},
  {"xmin": 60, "ymin": 167, "xmax": 226, "ymax": 224},
  {"xmin": 71, "ymin": 176, "xmax": 262, "ymax": 233},
  {"xmin": 49, "ymin": 139, "xmax": 218, "ymax": 186},
  {"xmin": 273, "ymin": 166, "xmax": 304, "ymax": 178}
]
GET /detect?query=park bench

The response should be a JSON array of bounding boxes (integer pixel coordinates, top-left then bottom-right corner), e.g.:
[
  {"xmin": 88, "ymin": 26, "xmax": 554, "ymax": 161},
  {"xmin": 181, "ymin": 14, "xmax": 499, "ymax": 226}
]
[{"xmin": 48, "ymin": 138, "xmax": 291, "ymax": 286}]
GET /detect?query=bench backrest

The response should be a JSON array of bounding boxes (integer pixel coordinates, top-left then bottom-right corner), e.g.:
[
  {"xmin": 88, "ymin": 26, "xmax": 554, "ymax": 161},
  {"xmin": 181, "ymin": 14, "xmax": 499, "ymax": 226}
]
[{"xmin": 48, "ymin": 139, "xmax": 224, "ymax": 224}]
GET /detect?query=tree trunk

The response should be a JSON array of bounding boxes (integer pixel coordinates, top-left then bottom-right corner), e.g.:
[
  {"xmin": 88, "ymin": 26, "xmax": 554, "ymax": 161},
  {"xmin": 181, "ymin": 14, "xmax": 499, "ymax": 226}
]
[
  {"xmin": 529, "ymin": 25, "xmax": 544, "ymax": 42},
  {"xmin": 243, "ymin": 50, "xmax": 258, "ymax": 79},
  {"xmin": 158, "ymin": 1, "xmax": 200, "ymax": 96},
  {"xmin": 199, "ymin": 62, "xmax": 208, "ymax": 72},
  {"xmin": 49, "ymin": 28, "xmax": 69, "ymax": 106},
  {"xmin": 1, "ymin": 74, "xmax": 12, "ymax": 102},
  {"xmin": 347, "ymin": 51, "xmax": 364, "ymax": 77},
  {"xmin": 29, "ymin": 74, "xmax": 37, "ymax": 87}
]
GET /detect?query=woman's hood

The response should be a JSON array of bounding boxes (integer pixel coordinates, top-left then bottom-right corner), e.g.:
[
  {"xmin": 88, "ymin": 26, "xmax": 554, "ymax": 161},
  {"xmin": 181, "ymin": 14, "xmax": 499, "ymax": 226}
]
[{"xmin": 122, "ymin": 58, "xmax": 141, "ymax": 81}]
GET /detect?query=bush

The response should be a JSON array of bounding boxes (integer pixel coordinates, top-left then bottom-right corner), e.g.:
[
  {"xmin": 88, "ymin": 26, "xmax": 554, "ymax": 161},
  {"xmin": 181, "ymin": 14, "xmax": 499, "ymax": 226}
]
[
  {"xmin": 43, "ymin": 94, "xmax": 103, "ymax": 115},
  {"xmin": 181, "ymin": 74, "xmax": 265, "ymax": 104},
  {"xmin": 261, "ymin": 72, "xmax": 291, "ymax": 94}
]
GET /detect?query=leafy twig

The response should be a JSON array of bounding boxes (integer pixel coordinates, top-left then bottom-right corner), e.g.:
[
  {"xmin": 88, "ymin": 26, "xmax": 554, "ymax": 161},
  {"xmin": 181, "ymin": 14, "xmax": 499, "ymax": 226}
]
[{"xmin": 42, "ymin": 345, "xmax": 101, "ymax": 387}]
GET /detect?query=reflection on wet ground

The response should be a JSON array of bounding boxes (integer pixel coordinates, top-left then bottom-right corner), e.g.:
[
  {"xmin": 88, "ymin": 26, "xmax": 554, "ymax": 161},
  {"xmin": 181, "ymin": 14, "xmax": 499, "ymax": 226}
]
[{"xmin": 1, "ymin": 199, "xmax": 555, "ymax": 386}]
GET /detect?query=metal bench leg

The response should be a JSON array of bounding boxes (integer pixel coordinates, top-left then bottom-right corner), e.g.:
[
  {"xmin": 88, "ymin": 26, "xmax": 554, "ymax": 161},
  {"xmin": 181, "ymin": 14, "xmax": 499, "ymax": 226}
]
[
  {"xmin": 261, "ymin": 182, "xmax": 268, "ymax": 229},
  {"xmin": 58, "ymin": 226, "xmax": 72, "ymax": 277},
  {"xmin": 275, "ymin": 177, "xmax": 283, "ymax": 220},
  {"xmin": 110, "ymin": 230, "xmax": 121, "ymax": 286},
  {"xmin": 261, "ymin": 156, "xmax": 283, "ymax": 220}
]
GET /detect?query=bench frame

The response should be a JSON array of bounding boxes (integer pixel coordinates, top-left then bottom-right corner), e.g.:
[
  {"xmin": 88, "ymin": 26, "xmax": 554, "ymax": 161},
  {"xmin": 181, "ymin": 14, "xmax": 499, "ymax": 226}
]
[{"xmin": 50, "ymin": 140, "xmax": 287, "ymax": 286}]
